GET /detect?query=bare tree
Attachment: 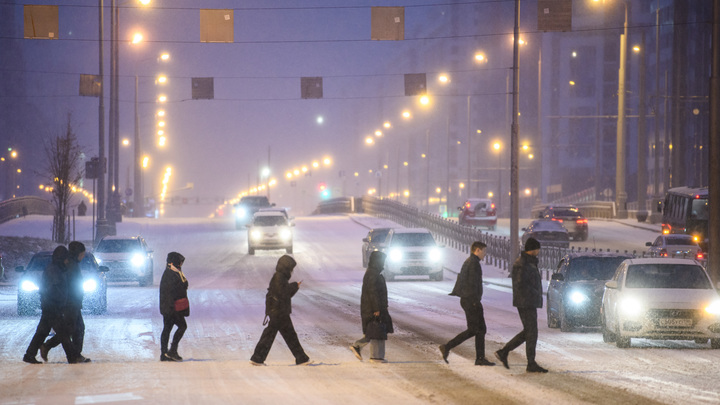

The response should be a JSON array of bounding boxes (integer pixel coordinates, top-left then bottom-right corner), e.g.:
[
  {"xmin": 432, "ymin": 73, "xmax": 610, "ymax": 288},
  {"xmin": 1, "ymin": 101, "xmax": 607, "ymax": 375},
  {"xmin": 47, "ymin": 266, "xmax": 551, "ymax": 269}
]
[{"xmin": 44, "ymin": 114, "xmax": 83, "ymax": 243}]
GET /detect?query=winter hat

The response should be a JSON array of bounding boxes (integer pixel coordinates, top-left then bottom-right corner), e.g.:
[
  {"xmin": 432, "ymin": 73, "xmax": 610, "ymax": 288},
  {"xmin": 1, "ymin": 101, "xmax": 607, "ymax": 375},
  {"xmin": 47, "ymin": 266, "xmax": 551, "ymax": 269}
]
[
  {"xmin": 167, "ymin": 252, "xmax": 185, "ymax": 267},
  {"xmin": 52, "ymin": 245, "xmax": 69, "ymax": 264},
  {"xmin": 68, "ymin": 241, "xmax": 86, "ymax": 259},
  {"xmin": 524, "ymin": 237, "xmax": 541, "ymax": 252}
]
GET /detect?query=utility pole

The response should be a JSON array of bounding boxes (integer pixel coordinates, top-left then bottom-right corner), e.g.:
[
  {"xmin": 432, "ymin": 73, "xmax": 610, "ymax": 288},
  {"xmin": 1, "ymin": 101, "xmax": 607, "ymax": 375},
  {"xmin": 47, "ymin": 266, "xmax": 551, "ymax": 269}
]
[
  {"xmin": 637, "ymin": 31, "xmax": 647, "ymax": 219},
  {"xmin": 509, "ymin": 0, "xmax": 520, "ymax": 262},
  {"xmin": 708, "ymin": 0, "xmax": 720, "ymax": 283}
]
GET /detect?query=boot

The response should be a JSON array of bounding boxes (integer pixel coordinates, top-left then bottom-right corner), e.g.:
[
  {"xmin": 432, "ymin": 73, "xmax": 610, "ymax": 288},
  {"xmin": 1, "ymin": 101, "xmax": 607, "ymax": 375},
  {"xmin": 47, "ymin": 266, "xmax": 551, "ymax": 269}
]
[
  {"xmin": 494, "ymin": 350, "xmax": 509, "ymax": 369},
  {"xmin": 526, "ymin": 362, "xmax": 548, "ymax": 373},
  {"xmin": 168, "ymin": 344, "xmax": 183, "ymax": 361},
  {"xmin": 23, "ymin": 354, "xmax": 42, "ymax": 364},
  {"xmin": 40, "ymin": 344, "xmax": 50, "ymax": 362},
  {"xmin": 439, "ymin": 344, "xmax": 449, "ymax": 364}
]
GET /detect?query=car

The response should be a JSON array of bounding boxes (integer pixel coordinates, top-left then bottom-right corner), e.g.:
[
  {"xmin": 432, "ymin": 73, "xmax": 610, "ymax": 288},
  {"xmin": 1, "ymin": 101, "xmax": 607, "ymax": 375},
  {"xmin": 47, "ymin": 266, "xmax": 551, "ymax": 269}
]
[
  {"xmin": 458, "ymin": 198, "xmax": 497, "ymax": 230},
  {"xmin": 547, "ymin": 252, "xmax": 633, "ymax": 331},
  {"xmin": 235, "ymin": 196, "xmax": 274, "ymax": 229},
  {"xmin": 521, "ymin": 219, "xmax": 570, "ymax": 248},
  {"xmin": 93, "ymin": 235, "xmax": 154, "ymax": 286},
  {"xmin": 247, "ymin": 211, "xmax": 294, "ymax": 255},
  {"xmin": 382, "ymin": 228, "xmax": 444, "ymax": 281},
  {"xmin": 257, "ymin": 207, "xmax": 294, "ymax": 224},
  {"xmin": 539, "ymin": 205, "xmax": 589, "ymax": 241},
  {"xmin": 361, "ymin": 228, "xmax": 392, "ymax": 268},
  {"xmin": 16, "ymin": 251, "xmax": 109, "ymax": 315},
  {"xmin": 601, "ymin": 257, "xmax": 720, "ymax": 349},
  {"xmin": 645, "ymin": 234, "xmax": 703, "ymax": 260}
]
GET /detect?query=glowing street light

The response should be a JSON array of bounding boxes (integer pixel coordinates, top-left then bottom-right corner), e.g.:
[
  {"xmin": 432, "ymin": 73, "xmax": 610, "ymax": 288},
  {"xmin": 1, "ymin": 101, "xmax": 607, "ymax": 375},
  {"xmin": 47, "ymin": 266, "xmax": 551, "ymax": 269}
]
[
  {"xmin": 375, "ymin": 130, "xmax": 383, "ymax": 137},
  {"xmin": 131, "ymin": 32, "xmax": 143, "ymax": 44},
  {"xmin": 365, "ymin": 137, "xmax": 374, "ymax": 145},
  {"xmin": 402, "ymin": 110, "xmax": 411, "ymax": 119},
  {"xmin": 158, "ymin": 95, "xmax": 167, "ymax": 103},
  {"xmin": 323, "ymin": 157, "xmax": 332, "ymax": 166},
  {"xmin": 383, "ymin": 121, "xmax": 391, "ymax": 129}
]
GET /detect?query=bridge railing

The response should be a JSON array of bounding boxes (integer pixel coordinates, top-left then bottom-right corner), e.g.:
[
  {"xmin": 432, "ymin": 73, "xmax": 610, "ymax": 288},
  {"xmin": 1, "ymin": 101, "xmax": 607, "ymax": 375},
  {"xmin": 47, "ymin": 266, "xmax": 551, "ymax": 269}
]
[{"xmin": 0, "ymin": 196, "xmax": 54, "ymax": 224}]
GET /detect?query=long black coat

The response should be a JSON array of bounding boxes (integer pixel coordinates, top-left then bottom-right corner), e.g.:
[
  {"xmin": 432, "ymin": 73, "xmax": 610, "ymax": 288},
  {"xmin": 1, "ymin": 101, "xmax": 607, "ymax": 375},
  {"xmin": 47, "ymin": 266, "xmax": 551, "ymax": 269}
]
[
  {"xmin": 40, "ymin": 250, "xmax": 68, "ymax": 312},
  {"xmin": 511, "ymin": 252, "xmax": 543, "ymax": 309},
  {"xmin": 159, "ymin": 265, "xmax": 189, "ymax": 317},
  {"xmin": 265, "ymin": 255, "xmax": 299, "ymax": 319},
  {"xmin": 65, "ymin": 258, "xmax": 84, "ymax": 310},
  {"xmin": 450, "ymin": 253, "xmax": 483, "ymax": 302},
  {"xmin": 360, "ymin": 251, "xmax": 394, "ymax": 336}
]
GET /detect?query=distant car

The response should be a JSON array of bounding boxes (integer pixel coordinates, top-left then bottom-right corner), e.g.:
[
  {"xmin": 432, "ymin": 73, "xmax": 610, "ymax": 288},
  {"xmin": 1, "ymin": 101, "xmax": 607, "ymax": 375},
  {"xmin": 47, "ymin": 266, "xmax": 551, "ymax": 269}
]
[
  {"xmin": 361, "ymin": 228, "xmax": 392, "ymax": 268},
  {"xmin": 16, "ymin": 251, "xmax": 108, "ymax": 315},
  {"xmin": 93, "ymin": 235, "xmax": 154, "ymax": 286},
  {"xmin": 235, "ymin": 196, "xmax": 274, "ymax": 229},
  {"xmin": 539, "ymin": 205, "xmax": 589, "ymax": 241},
  {"xmin": 458, "ymin": 198, "xmax": 497, "ymax": 230},
  {"xmin": 601, "ymin": 258, "xmax": 720, "ymax": 349},
  {"xmin": 547, "ymin": 252, "xmax": 633, "ymax": 331},
  {"xmin": 383, "ymin": 228, "xmax": 443, "ymax": 281},
  {"xmin": 646, "ymin": 234, "xmax": 703, "ymax": 260},
  {"xmin": 521, "ymin": 219, "xmax": 570, "ymax": 248},
  {"xmin": 247, "ymin": 211, "xmax": 294, "ymax": 255}
]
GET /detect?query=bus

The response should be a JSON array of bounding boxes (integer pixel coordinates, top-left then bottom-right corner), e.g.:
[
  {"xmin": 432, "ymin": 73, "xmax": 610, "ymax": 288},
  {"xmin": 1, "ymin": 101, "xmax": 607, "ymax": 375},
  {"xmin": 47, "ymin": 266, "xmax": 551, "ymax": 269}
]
[{"xmin": 658, "ymin": 186, "xmax": 709, "ymax": 251}]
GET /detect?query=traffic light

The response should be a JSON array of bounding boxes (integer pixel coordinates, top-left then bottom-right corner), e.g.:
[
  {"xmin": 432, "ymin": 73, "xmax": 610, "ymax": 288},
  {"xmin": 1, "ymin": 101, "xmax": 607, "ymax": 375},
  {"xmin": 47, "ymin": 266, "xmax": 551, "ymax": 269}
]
[{"xmin": 318, "ymin": 183, "xmax": 331, "ymax": 199}]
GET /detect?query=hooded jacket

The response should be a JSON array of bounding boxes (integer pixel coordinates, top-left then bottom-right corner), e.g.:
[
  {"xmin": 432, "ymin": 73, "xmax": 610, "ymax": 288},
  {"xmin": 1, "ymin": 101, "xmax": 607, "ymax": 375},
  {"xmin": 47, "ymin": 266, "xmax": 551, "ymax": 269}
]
[
  {"xmin": 265, "ymin": 255, "xmax": 299, "ymax": 319},
  {"xmin": 40, "ymin": 246, "xmax": 69, "ymax": 312},
  {"xmin": 450, "ymin": 253, "xmax": 483, "ymax": 301},
  {"xmin": 360, "ymin": 251, "xmax": 394, "ymax": 336},
  {"xmin": 511, "ymin": 252, "xmax": 543, "ymax": 308}
]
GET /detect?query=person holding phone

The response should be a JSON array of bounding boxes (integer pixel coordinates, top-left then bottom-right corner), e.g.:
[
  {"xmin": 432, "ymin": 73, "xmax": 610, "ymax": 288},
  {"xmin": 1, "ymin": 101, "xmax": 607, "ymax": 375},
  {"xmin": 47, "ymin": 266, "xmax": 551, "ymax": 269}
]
[{"xmin": 159, "ymin": 252, "xmax": 189, "ymax": 362}]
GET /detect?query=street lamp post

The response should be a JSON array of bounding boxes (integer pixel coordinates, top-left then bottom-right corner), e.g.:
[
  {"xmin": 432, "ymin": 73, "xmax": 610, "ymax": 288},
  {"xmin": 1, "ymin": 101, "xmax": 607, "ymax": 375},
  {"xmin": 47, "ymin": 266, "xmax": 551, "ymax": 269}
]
[
  {"xmin": 615, "ymin": 1, "xmax": 629, "ymax": 219},
  {"xmin": 133, "ymin": 75, "xmax": 143, "ymax": 217}
]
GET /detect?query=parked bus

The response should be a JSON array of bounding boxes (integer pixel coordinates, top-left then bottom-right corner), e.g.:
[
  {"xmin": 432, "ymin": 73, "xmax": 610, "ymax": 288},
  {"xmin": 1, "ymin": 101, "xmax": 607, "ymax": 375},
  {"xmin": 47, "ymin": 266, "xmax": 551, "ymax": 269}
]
[{"xmin": 658, "ymin": 186, "xmax": 708, "ymax": 251}]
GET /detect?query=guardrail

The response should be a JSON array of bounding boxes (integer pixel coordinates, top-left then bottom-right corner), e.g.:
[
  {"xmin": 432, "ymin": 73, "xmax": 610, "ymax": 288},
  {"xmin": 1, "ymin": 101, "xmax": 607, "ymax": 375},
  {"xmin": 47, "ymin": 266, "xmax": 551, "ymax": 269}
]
[{"xmin": 0, "ymin": 196, "xmax": 54, "ymax": 224}]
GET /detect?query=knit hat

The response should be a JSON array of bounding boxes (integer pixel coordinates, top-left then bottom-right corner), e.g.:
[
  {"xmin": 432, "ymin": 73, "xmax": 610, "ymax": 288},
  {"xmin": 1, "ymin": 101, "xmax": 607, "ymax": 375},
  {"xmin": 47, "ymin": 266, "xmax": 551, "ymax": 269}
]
[
  {"xmin": 524, "ymin": 237, "xmax": 541, "ymax": 252},
  {"xmin": 68, "ymin": 241, "xmax": 86, "ymax": 259},
  {"xmin": 167, "ymin": 252, "xmax": 185, "ymax": 267}
]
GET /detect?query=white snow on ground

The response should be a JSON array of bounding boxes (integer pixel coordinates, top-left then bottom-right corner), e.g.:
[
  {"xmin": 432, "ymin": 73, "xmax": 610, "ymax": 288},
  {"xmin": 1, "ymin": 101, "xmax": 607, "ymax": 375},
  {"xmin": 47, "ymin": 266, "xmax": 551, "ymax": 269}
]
[{"xmin": 0, "ymin": 214, "xmax": 718, "ymax": 404}]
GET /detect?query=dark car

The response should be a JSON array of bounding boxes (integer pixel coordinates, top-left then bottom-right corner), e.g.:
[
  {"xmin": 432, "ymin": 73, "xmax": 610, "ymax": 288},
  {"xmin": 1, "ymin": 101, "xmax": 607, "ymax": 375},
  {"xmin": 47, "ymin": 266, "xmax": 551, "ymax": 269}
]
[
  {"xmin": 458, "ymin": 198, "xmax": 497, "ymax": 230},
  {"xmin": 234, "ymin": 196, "xmax": 274, "ymax": 229},
  {"xmin": 93, "ymin": 236, "xmax": 154, "ymax": 286},
  {"xmin": 539, "ymin": 205, "xmax": 589, "ymax": 241},
  {"xmin": 361, "ymin": 227, "xmax": 392, "ymax": 267},
  {"xmin": 16, "ymin": 251, "xmax": 109, "ymax": 315},
  {"xmin": 521, "ymin": 219, "xmax": 570, "ymax": 248},
  {"xmin": 547, "ymin": 252, "xmax": 632, "ymax": 331}
]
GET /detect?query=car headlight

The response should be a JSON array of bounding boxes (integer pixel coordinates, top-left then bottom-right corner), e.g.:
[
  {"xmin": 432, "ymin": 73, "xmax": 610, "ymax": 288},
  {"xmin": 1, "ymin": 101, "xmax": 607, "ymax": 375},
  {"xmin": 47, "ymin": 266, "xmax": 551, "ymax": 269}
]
[
  {"xmin": 95, "ymin": 257, "xmax": 102, "ymax": 265},
  {"xmin": 388, "ymin": 248, "xmax": 403, "ymax": 262},
  {"xmin": 569, "ymin": 291, "xmax": 589, "ymax": 305},
  {"xmin": 250, "ymin": 229, "xmax": 262, "ymax": 240},
  {"xmin": 236, "ymin": 208, "xmax": 247, "ymax": 219},
  {"xmin": 21, "ymin": 280, "xmax": 39, "ymax": 292},
  {"xmin": 131, "ymin": 253, "xmax": 146, "ymax": 267},
  {"xmin": 705, "ymin": 300, "xmax": 720, "ymax": 315},
  {"xmin": 620, "ymin": 297, "xmax": 644, "ymax": 317},
  {"xmin": 279, "ymin": 227, "xmax": 292, "ymax": 241},
  {"xmin": 428, "ymin": 248, "xmax": 442, "ymax": 262},
  {"xmin": 83, "ymin": 279, "xmax": 98, "ymax": 292}
]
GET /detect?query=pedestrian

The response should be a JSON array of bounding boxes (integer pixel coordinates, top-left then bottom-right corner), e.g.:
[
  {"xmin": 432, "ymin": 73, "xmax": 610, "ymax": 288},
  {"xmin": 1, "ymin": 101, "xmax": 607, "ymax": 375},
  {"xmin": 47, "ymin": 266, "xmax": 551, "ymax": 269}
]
[
  {"xmin": 159, "ymin": 252, "xmax": 189, "ymax": 362},
  {"xmin": 41, "ymin": 241, "xmax": 90, "ymax": 363},
  {"xmin": 77, "ymin": 201, "xmax": 87, "ymax": 216},
  {"xmin": 439, "ymin": 241, "xmax": 495, "ymax": 366},
  {"xmin": 494, "ymin": 237, "xmax": 548, "ymax": 373},
  {"xmin": 250, "ymin": 255, "xmax": 311, "ymax": 366},
  {"xmin": 349, "ymin": 251, "xmax": 393, "ymax": 364},
  {"xmin": 23, "ymin": 246, "xmax": 80, "ymax": 364}
]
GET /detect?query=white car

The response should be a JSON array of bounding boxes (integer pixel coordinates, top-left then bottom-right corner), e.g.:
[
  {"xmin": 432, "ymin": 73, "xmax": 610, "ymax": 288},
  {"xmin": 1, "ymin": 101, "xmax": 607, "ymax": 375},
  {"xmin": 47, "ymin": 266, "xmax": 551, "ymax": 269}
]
[
  {"xmin": 645, "ymin": 234, "xmax": 703, "ymax": 260},
  {"xmin": 382, "ymin": 228, "xmax": 443, "ymax": 281},
  {"xmin": 247, "ymin": 211, "xmax": 294, "ymax": 255},
  {"xmin": 93, "ymin": 235, "xmax": 154, "ymax": 286},
  {"xmin": 601, "ymin": 258, "xmax": 720, "ymax": 348}
]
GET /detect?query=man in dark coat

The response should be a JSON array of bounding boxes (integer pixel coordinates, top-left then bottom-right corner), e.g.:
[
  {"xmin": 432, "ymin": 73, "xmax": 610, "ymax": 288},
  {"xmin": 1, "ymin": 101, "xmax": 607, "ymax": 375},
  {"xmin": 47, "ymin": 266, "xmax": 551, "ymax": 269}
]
[
  {"xmin": 495, "ymin": 237, "xmax": 548, "ymax": 373},
  {"xmin": 23, "ymin": 246, "xmax": 79, "ymax": 364},
  {"xmin": 250, "ymin": 255, "xmax": 310, "ymax": 366},
  {"xmin": 42, "ymin": 241, "xmax": 90, "ymax": 363},
  {"xmin": 439, "ymin": 241, "xmax": 494, "ymax": 366},
  {"xmin": 350, "ymin": 251, "xmax": 394, "ymax": 363},
  {"xmin": 159, "ymin": 252, "xmax": 189, "ymax": 362}
]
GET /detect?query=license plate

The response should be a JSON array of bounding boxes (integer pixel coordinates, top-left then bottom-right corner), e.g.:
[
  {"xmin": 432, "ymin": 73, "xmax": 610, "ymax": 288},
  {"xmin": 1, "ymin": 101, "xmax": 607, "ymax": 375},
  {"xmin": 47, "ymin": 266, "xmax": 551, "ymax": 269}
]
[{"xmin": 658, "ymin": 318, "xmax": 692, "ymax": 327}]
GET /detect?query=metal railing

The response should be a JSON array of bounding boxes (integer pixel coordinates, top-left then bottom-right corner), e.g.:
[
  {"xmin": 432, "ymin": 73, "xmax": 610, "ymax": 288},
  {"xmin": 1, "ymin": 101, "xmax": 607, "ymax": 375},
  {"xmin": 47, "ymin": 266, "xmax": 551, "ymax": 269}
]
[{"xmin": 0, "ymin": 196, "xmax": 54, "ymax": 224}]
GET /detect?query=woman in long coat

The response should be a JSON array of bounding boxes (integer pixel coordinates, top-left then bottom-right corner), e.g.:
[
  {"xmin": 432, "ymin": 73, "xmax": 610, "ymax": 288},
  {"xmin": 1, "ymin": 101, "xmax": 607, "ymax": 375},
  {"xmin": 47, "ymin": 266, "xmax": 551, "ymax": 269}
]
[
  {"xmin": 350, "ymin": 251, "xmax": 393, "ymax": 363},
  {"xmin": 159, "ymin": 252, "xmax": 188, "ymax": 362}
]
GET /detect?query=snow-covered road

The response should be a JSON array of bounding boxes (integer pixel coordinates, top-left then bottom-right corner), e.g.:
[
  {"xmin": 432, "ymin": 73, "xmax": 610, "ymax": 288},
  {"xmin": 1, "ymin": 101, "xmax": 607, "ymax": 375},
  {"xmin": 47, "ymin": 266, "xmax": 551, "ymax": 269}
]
[{"xmin": 0, "ymin": 215, "xmax": 718, "ymax": 404}]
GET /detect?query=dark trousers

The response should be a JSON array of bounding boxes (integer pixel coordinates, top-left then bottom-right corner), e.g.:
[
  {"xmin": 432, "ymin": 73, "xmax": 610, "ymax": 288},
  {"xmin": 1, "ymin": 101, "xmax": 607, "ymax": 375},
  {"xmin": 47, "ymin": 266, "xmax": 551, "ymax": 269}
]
[
  {"xmin": 446, "ymin": 298, "xmax": 487, "ymax": 360},
  {"xmin": 251, "ymin": 315, "xmax": 309, "ymax": 364},
  {"xmin": 25, "ymin": 310, "xmax": 76, "ymax": 362},
  {"xmin": 161, "ymin": 313, "xmax": 187, "ymax": 353},
  {"xmin": 46, "ymin": 307, "xmax": 84, "ymax": 354},
  {"xmin": 499, "ymin": 307, "xmax": 538, "ymax": 364}
]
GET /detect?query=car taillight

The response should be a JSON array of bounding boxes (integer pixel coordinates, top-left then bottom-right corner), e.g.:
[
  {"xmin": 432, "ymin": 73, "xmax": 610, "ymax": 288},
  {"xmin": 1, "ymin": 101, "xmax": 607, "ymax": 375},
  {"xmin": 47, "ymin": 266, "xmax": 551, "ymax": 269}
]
[
  {"xmin": 696, "ymin": 252, "xmax": 704, "ymax": 260},
  {"xmin": 552, "ymin": 218, "xmax": 563, "ymax": 223},
  {"xmin": 576, "ymin": 219, "xmax": 588, "ymax": 224},
  {"xmin": 660, "ymin": 249, "xmax": 667, "ymax": 257},
  {"xmin": 465, "ymin": 202, "xmax": 471, "ymax": 209}
]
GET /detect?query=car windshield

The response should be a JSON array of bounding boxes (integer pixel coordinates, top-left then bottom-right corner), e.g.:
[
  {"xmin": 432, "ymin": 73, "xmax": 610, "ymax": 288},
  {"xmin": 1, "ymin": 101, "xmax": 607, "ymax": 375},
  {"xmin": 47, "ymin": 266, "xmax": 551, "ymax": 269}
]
[
  {"xmin": 567, "ymin": 257, "xmax": 627, "ymax": 281},
  {"xmin": 26, "ymin": 254, "xmax": 52, "ymax": 272},
  {"xmin": 241, "ymin": 197, "xmax": 270, "ymax": 207},
  {"xmin": 531, "ymin": 221, "xmax": 566, "ymax": 231},
  {"xmin": 96, "ymin": 239, "xmax": 142, "ymax": 253},
  {"xmin": 390, "ymin": 232, "xmax": 436, "ymax": 246},
  {"xmin": 79, "ymin": 254, "xmax": 99, "ymax": 272},
  {"xmin": 370, "ymin": 229, "xmax": 390, "ymax": 242},
  {"xmin": 664, "ymin": 236, "xmax": 696, "ymax": 246},
  {"xmin": 552, "ymin": 208, "xmax": 581, "ymax": 217},
  {"xmin": 254, "ymin": 216, "xmax": 287, "ymax": 226},
  {"xmin": 625, "ymin": 264, "xmax": 711, "ymax": 289}
]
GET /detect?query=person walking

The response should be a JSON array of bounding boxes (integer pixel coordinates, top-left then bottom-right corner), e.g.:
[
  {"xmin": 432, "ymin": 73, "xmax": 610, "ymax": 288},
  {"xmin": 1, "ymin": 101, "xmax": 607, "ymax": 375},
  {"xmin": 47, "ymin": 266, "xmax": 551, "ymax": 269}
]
[
  {"xmin": 250, "ymin": 255, "xmax": 311, "ymax": 366},
  {"xmin": 349, "ymin": 251, "xmax": 393, "ymax": 364},
  {"xmin": 495, "ymin": 237, "xmax": 548, "ymax": 373},
  {"xmin": 159, "ymin": 252, "xmax": 189, "ymax": 362},
  {"xmin": 23, "ymin": 246, "xmax": 79, "ymax": 364},
  {"xmin": 439, "ymin": 241, "xmax": 494, "ymax": 366},
  {"xmin": 41, "ymin": 241, "xmax": 90, "ymax": 363}
]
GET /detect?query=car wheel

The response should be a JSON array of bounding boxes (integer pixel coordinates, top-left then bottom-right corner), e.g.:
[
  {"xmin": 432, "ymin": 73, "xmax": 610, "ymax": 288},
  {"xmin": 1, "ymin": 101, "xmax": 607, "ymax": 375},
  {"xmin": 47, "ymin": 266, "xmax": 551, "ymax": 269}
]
[
  {"xmin": 431, "ymin": 271, "xmax": 443, "ymax": 281},
  {"xmin": 601, "ymin": 315, "xmax": 616, "ymax": 343},
  {"xmin": 694, "ymin": 338, "xmax": 709, "ymax": 344},
  {"xmin": 711, "ymin": 339, "xmax": 720, "ymax": 349},
  {"xmin": 547, "ymin": 305, "xmax": 559, "ymax": 329},
  {"xmin": 286, "ymin": 247, "xmax": 293, "ymax": 254},
  {"xmin": 616, "ymin": 335, "xmax": 631, "ymax": 348},
  {"xmin": 560, "ymin": 306, "xmax": 572, "ymax": 332},
  {"xmin": 139, "ymin": 270, "xmax": 153, "ymax": 287},
  {"xmin": 248, "ymin": 247, "xmax": 255, "ymax": 255}
]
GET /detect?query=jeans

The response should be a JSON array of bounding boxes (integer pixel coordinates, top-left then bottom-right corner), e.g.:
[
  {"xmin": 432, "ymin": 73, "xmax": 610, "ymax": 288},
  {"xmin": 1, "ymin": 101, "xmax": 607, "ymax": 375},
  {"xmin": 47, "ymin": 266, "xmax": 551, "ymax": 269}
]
[
  {"xmin": 445, "ymin": 298, "xmax": 487, "ymax": 360},
  {"xmin": 499, "ymin": 307, "xmax": 538, "ymax": 364}
]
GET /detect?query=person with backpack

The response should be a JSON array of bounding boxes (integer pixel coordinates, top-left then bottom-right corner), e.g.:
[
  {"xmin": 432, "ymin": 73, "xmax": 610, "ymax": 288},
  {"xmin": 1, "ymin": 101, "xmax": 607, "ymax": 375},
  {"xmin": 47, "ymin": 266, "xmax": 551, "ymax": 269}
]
[
  {"xmin": 159, "ymin": 252, "xmax": 189, "ymax": 362},
  {"xmin": 250, "ymin": 255, "xmax": 310, "ymax": 366}
]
